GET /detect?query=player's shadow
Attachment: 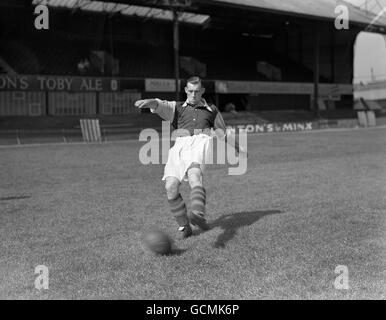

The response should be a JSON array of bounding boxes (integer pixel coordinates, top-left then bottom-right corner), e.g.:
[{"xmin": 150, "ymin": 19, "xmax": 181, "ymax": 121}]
[
  {"xmin": 170, "ymin": 248, "xmax": 187, "ymax": 256},
  {"xmin": 209, "ymin": 210, "xmax": 282, "ymax": 248}
]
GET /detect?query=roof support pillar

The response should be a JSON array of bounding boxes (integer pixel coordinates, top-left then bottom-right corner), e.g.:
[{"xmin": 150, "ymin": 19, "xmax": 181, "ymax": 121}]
[
  {"xmin": 173, "ymin": 9, "xmax": 180, "ymax": 101},
  {"xmin": 313, "ymin": 25, "xmax": 320, "ymax": 117}
]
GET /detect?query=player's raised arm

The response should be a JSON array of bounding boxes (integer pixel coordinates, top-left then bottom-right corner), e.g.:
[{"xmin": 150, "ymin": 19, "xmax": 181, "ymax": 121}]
[{"xmin": 134, "ymin": 98, "xmax": 176, "ymax": 122}]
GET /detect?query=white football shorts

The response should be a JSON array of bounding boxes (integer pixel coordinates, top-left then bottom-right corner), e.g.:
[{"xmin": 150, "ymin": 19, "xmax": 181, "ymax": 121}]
[{"xmin": 162, "ymin": 133, "xmax": 214, "ymax": 182}]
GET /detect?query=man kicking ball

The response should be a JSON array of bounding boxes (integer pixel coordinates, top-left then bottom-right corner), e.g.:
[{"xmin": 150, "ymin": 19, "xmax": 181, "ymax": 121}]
[{"xmin": 135, "ymin": 76, "xmax": 244, "ymax": 239}]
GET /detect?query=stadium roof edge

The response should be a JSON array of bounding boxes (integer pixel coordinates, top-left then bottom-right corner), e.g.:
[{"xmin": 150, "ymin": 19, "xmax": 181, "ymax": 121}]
[
  {"xmin": 90, "ymin": 0, "xmax": 386, "ymax": 33},
  {"xmin": 209, "ymin": 0, "xmax": 386, "ymax": 28},
  {"xmin": 31, "ymin": 0, "xmax": 210, "ymax": 25},
  {"xmin": 206, "ymin": 0, "xmax": 386, "ymax": 31}
]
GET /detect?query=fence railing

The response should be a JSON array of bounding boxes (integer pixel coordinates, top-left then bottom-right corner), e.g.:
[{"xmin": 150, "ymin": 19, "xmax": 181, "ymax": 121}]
[{"xmin": 0, "ymin": 126, "xmax": 147, "ymax": 145}]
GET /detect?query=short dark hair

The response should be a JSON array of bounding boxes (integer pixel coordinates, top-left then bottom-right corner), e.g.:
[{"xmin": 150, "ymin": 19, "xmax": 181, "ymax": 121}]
[{"xmin": 186, "ymin": 76, "xmax": 202, "ymax": 86}]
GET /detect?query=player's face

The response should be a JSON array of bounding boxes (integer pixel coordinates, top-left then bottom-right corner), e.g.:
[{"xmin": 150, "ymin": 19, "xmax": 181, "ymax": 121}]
[{"xmin": 185, "ymin": 83, "xmax": 205, "ymax": 105}]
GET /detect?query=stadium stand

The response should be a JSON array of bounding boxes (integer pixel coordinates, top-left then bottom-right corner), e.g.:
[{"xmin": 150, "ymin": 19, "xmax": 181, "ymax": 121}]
[
  {"xmin": 0, "ymin": 35, "xmax": 322, "ymax": 82},
  {"xmin": 0, "ymin": 45, "xmax": 302, "ymax": 82},
  {"xmin": 1, "ymin": 0, "xmax": 386, "ymax": 144},
  {"xmin": 0, "ymin": 6, "xmax": 326, "ymax": 82}
]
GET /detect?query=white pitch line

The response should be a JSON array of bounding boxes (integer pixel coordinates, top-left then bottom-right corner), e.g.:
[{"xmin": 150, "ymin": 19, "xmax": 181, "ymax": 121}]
[
  {"xmin": 0, "ymin": 139, "xmax": 138, "ymax": 149},
  {"xmin": 1, "ymin": 125, "xmax": 386, "ymax": 149}
]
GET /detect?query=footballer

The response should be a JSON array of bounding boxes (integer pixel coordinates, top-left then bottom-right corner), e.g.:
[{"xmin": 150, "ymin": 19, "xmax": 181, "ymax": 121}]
[{"xmin": 135, "ymin": 76, "xmax": 246, "ymax": 239}]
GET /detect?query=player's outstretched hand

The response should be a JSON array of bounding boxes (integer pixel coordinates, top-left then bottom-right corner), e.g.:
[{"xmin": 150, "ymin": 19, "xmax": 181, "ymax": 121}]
[{"xmin": 134, "ymin": 99, "xmax": 158, "ymax": 109}]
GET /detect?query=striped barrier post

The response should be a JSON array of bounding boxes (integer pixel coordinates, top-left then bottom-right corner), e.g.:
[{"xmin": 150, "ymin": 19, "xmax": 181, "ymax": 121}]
[
  {"xmin": 366, "ymin": 111, "xmax": 376, "ymax": 127},
  {"xmin": 357, "ymin": 111, "xmax": 376, "ymax": 127},
  {"xmin": 357, "ymin": 111, "xmax": 367, "ymax": 127},
  {"xmin": 80, "ymin": 119, "xmax": 102, "ymax": 142}
]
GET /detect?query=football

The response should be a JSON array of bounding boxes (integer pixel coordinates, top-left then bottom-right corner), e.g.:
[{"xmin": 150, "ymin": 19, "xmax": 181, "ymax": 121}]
[{"xmin": 144, "ymin": 230, "xmax": 172, "ymax": 255}]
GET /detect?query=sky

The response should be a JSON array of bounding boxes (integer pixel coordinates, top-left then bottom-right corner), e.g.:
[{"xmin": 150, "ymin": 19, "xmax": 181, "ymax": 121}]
[{"xmin": 345, "ymin": 0, "xmax": 386, "ymax": 83}]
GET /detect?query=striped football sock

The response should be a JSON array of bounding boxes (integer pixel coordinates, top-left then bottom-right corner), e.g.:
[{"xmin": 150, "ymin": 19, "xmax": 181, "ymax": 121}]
[
  {"xmin": 168, "ymin": 194, "xmax": 189, "ymax": 227},
  {"xmin": 190, "ymin": 186, "xmax": 206, "ymax": 214}
]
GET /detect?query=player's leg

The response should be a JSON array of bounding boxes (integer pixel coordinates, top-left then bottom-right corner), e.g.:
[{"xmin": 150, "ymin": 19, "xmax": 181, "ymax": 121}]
[
  {"xmin": 165, "ymin": 176, "xmax": 192, "ymax": 239},
  {"xmin": 187, "ymin": 163, "xmax": 210, "ymax": 230}
]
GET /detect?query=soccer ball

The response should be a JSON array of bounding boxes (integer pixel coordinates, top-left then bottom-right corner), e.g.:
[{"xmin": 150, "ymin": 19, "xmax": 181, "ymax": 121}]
[{"xmin": 144, "ymin": 230, "xmax": 172, "ymax": 255}]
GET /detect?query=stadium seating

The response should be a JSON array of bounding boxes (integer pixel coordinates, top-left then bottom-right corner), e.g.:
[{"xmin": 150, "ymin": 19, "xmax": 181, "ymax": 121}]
[{"xmin": 0, "ymin": 26, "xmax": 321, "ymax": 83}]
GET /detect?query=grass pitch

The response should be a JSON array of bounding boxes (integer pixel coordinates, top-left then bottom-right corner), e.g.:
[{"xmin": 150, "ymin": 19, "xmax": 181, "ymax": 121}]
[{"xmin": 0, "ymin": 128, "xmax": 385, "ymax": 299}]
